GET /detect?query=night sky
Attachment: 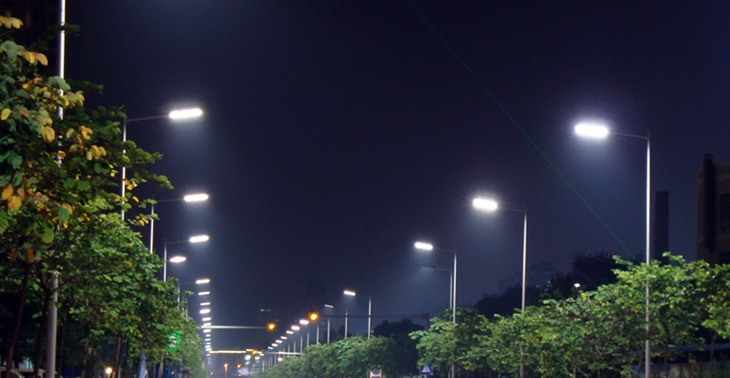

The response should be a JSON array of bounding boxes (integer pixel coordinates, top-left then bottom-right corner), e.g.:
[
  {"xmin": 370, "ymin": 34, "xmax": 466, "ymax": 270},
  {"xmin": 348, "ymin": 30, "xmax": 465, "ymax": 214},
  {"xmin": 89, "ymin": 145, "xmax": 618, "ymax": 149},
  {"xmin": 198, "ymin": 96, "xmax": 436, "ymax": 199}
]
[{"xmin": 65, "ymin": 1, "xmax": 730, "ymax": 353}]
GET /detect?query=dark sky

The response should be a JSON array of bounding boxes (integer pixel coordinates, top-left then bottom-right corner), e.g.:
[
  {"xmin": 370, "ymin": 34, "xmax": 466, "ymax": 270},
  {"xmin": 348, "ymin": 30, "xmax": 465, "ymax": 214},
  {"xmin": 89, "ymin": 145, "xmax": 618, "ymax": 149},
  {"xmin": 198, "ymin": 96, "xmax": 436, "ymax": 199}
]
[{"xmin": 65, "ymin": 1, "xmax": 730, "ymax": 355}]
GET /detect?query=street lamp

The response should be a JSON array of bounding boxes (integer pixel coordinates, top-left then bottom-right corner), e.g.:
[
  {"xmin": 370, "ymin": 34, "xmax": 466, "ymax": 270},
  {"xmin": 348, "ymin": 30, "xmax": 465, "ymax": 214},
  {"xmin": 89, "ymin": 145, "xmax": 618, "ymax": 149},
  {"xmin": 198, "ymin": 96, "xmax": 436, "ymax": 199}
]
[
  {"xmin": 414, "ymin": 242, "xmax": 457, "ymax": 325},
  {"xmin": 414, "ymin": 242, "xmax": 457, "ymax": 378},
  {"xmin": 149, "ymin": 193, "xmax": 209, "ymax": 254},
  {"xmin": 472, "ymin": 198, "xmax": 528, "ymax": 378},
  {"xmin": 163, "ymin": 234, "xmax": 210, "ymax": 281},
  {"xmin": 324, "ymin": 304, "xmax": 335, "ymax": 344},
  {"xmin": 120, "ymin": 107, "xmax": 204, "ymax": 218},
  {"xmin": 471, "ymin": 198, "xmax": 528, "ymax": 313},
  {"xmin": 343, "ymin": 290, "xmax": 372, "ymax": 339},
  {"xmin": 574, "ymin": 122, "xmax": 652, "ymax": 377}
]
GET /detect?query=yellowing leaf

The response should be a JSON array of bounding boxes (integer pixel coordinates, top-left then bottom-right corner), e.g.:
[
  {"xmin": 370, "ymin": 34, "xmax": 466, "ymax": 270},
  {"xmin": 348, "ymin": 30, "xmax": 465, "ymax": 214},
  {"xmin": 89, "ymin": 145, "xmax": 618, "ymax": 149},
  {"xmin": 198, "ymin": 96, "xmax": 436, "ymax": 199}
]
[
  {"xmin": 35, "ymin": 53, "xmax": 48, "ymax": 66},
  {"xmin": 26, "ymin": 249, "xmax": 35, "ymax": 263},
  {"xmin": 42, "ymin": 126, "xmax": 55, "ymax": 143},
  {"xmin": 7, "ymin": 195, "xmax": 21, "ymax": 211},
  {"xmin": 19, "ymin": 109, "xmax": 29, "ymax": 118},
  {"xmin": 1, "ymin": 186, "xmax": 12, "ymax": 200},
  {"xmin": 9, "ymin": 17, "xmax": 22, "ymax": 29},
  {"xmin": 9, "ymin": 249, "xmax": 17, "ymax": 261},
  {"xmin": 1, "ymin": 108, "xmax": 11, "ymax": 120},
  {"xmin": 86, "ymin": 150, "xmax": 93, "ymax": 161},
  {"xmin": 25, "ymin": 52, "xmax": 36, "ymax": 64}
]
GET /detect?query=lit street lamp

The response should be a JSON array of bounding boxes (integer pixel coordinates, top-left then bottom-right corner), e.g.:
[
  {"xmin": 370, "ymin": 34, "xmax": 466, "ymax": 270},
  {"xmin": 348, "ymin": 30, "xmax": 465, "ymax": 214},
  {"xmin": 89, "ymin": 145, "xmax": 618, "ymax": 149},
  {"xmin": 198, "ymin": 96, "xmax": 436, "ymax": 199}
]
[
  {"xmin": 163, "ymin": 234, "xmax": 210, "ymax": 281},
  {"xmin": 120, "ymin": 107, "xmax": 204, "ymax": 218},
  {"xmin": 149, "ymin": 193, "xmax": 209, "ymax": 254},
  {"xmin": 574, "ymin": 121, "xmax": 652, "ymax": 377},
  {"xmin": 343, "ymin": 290, "xmax": 372, "ymax": 339},
  {"xmin": 471, "ymin": 198, "xmax": 528, "ymax": 313},
  {"xmin": 472, "ymin": 198, "xmax": 528, "ymax": 378},
  {"xmin": 414, "ymin": 242, "xmax": 457, "ymax": 325},
  {"xmin": 414, "ymin": 242, "xmax": 457, "ymax": 378}
]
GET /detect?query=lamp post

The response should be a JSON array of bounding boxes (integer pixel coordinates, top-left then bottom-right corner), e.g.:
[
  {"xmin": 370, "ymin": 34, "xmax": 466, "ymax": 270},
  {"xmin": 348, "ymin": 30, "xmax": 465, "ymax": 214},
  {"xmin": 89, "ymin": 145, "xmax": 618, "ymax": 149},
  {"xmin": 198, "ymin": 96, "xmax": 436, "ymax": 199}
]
[
  {"xmin": 472, "ymin": 198, "xmax": 528, "ymax": 378},
  {"xmin": 414, "ymin": 242, "xmax": 457, "ymax": 378},
  {"xmin": 343, "ymin": 290, "xmax": 372, "ymax": 339},
  {"xmin": 120, "ymin": 108, "xmax": 203, "ymax": 218},
  {"xmin": 149, "ymin": 193, "xmax": 209, "ymax": 254},
  {"xmin": 324, "ymin": 304, "xmax": 334, "ymax": 344},
  {"xmin": 471, "ymin": 198, "xmax": 528, "ymax": 313},
  {"xmin": 163, "ymin": 234, "xmax": 209, "ymax": 281},
  {"xmin": 414, "ymin": 242, "xmax": 457, "ymax": 326},
  {"xmin": 574, "ymin": 122, "xmax": 652, "ymax": 377}
]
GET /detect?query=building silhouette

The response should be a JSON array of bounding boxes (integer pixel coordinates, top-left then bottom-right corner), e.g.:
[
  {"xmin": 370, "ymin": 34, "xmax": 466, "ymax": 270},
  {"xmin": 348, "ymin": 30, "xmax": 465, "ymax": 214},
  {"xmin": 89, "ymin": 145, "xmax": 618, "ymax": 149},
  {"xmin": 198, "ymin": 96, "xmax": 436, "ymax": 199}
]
[{"xmin": 696, "ymin": 154, "xmax": 730, "ymax": 264}]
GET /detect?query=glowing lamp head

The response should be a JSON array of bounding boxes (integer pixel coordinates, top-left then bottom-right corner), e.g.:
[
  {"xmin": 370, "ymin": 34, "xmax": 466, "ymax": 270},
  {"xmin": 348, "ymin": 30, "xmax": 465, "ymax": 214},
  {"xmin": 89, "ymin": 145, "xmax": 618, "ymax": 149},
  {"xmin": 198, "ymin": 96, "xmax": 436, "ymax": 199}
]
[
  {"xmin": 472, "ymin": 198, "xmax": 499, "ymax": 212},
  {"xmin": 574, "ymin": 122, "xmax": 609, "ymax": 139},
  {"xmin": 168, "ymin": 107, "xmax": 203, "ymax": 120},
  {"xmin": 414, "ymin": 242, "xmax": 434, "ymax": 251}
]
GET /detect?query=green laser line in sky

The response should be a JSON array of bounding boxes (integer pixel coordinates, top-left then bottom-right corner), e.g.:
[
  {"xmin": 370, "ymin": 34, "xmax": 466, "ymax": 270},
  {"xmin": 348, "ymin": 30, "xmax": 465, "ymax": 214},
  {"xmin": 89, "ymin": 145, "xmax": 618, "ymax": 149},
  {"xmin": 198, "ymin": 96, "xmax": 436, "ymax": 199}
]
[{"xmin": 407, "ymin": 0, "xmax": 634, "ymax": 258}]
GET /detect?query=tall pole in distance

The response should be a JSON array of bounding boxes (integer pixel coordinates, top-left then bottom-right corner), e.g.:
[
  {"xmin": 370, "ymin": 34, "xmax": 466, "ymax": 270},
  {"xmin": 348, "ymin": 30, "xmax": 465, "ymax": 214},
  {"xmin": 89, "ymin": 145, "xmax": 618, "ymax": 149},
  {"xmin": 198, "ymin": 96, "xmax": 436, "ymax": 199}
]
[
  {"xmin": 46, "ymin": 3, "xmax": 66, "ymax": 378},
  {"xmin": 414, "ymin": 242, "xmax": 456, "ymax": 378},
  {"xmin": 367, "ymin": 296, "xmax": 372, "ymax": 340},
  {"xmin": 574, "ymin": 123, "xmax": 652, "ymax": 377},
  {"xmin": 644, "ymin": 126, "xmax": 651, "ymax": 378}
]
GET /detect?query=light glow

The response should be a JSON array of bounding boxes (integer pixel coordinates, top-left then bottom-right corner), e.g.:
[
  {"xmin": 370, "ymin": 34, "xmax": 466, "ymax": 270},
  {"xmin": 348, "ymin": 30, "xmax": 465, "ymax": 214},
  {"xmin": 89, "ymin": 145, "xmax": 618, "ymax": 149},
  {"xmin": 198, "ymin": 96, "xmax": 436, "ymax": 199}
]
[
  {"xmin": 574, "ymin": 122, "xmax": 609, "ymax": 139},
  {"xmin": 414, "ymin": 242, "xmax": 434, "ymax": 251},
  {"xmin": 201, "ymin": 302, "xmax": 211, "ymax": 306},
  {"xmin": 200, "ymin": 308, "xmax": 211, "ymax": 314},
  {"xmin": 472, "ymin": 198, "xmax": 499, "ymax": 212},
  {"xmin": 196, "ymin": 278, "xmax": 211, "ymax": 284},
  {"xmin": 343, "ymin": 290, "xmax": 356, "ymax": 297},
  {"xmin": 199, "ymin": 291, "xmax": 211, "ymax": 296},
  {"xmin": 203, "ymin": 329, "xmax": 212, "ymax": 333},
  {"xmin": 169, "ymin": 107, "xmax": 204, "ymax": 120},
  {"xmin": 286, "ymin": 330, "xmax": 294, "ymax": 334},
  {"xmin": 189, "ymin": 234, "xmax": 210, "ymax": 243},
  {"xmin": 299, "ymin": 319, "xmax": 309, "ymax": 325},
  {"xmin": 169, "ymin": 255, "xmax": 187, "ymax": 263},
  {"xmin": 291, "ymin": 325, "xmax": 300, "ymax": 331},
  {"xmin": 202, "ymin": 317, "xmax": 212, "ymax": 321},
  {"xmin": 184, "ymin": 193, "xmax": 209, "ymax": 202}
]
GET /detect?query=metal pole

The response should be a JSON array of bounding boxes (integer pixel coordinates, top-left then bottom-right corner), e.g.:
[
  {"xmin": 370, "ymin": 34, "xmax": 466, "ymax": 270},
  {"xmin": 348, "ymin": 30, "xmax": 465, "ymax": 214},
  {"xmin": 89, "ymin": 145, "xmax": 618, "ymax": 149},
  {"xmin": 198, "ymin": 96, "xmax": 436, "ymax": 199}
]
[
  {"xmin": 514, "ymin": 205, "xmax": 529, "ymax": 378},
  {"xmin": 452, "ymin": 252, "xmax": 457, "ymax": 325},
  {"xmin": 645, "ymin": 126, "xmax": 652, "ymax": 378},
  {"xmin": 344, "ymin": 310, "xmax": 348, "ymax": 339},
  {"xmin": 316, "ymin": 324, "xmax": 320, "ymax": 344},
  {"xmin": 327, "ymin": 318, "xmax": 331, "ymax": 344},
  {"xmin": 149, "ymin": 203, "xmax": 155, "ymax": 254},
  {"xmin": 46, "ymin": 3, "xmax": 66, "ymax": 377},
  {"xmin": 367, "ymin": 296, "xmax": 372, "ymax": 340},
  {"xmin": 452, "ymin": 251, "xmax": 457, "ymax": 378},
  {"xmin": 163, "ymin": 240, "xmax": 168, "ymax": 281},
  {"xmin": 521, "ymin": 207, "xmax": 527, "ymax": 312}
]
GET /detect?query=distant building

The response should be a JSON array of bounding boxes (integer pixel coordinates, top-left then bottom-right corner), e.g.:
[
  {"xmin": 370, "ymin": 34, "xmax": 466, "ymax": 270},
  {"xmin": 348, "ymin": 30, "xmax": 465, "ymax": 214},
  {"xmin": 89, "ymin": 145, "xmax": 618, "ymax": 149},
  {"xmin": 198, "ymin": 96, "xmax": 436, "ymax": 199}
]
[
  {"xmin": 696, "ymin": 154, "xmax": 730, "ymax": 264},
  {"xmin": 654, "ymin": 191, "xmax": 669, "ymax": 263}
]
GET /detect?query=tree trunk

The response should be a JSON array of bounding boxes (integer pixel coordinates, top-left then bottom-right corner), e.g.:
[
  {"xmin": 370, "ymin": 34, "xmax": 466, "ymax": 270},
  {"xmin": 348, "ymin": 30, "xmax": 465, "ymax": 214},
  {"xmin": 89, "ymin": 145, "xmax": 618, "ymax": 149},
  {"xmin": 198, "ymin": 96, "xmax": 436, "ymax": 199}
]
[
  {"xmin": 709, "ymin": 332, "xmax": 716, "ymax": 378},
  {"xmin": 113, "ymin": 333, "xmax": 122, "ymax": 378},
  {"xmin": 5, "ymin": 264, "xmax": 30, "ymax": 377},
  {"xmin": 57, "ymin": 309, "xmax": 68, "ymax": 378},
  {"xmin": 80, "ymin": 337, "xmax": 90, "ymax": 378}
]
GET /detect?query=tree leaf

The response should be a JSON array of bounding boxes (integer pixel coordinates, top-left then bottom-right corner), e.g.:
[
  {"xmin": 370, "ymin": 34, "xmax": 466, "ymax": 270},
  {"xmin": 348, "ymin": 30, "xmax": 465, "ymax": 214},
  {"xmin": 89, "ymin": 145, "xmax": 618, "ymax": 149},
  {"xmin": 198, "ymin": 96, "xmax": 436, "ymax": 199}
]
[
  {"xmin": 0, "ymin": 209, "xmax": 8, "ymax": 233},
  {"xmin": 11, "ymin": 155, "xmax": 21, "ymax": 168},
  {"xmin": 1, "ymin": 108, "xmax": 10, "ymax": 120},
  {"xmin": 41, "ymin": 226, "xmax": 54, "ymax": 243}
]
